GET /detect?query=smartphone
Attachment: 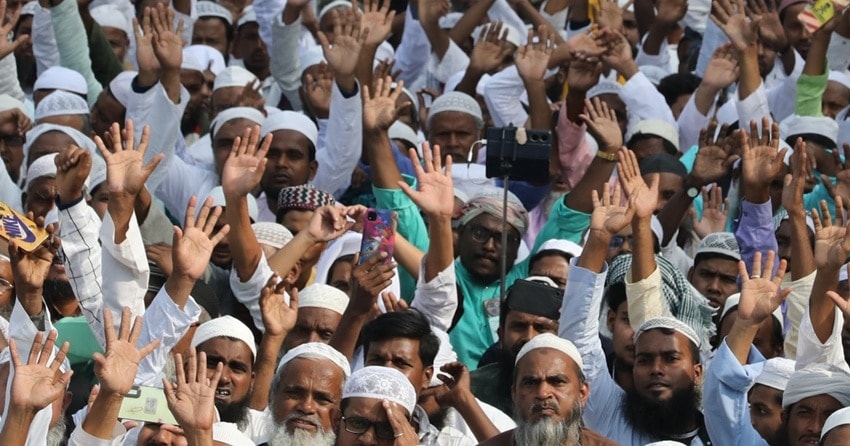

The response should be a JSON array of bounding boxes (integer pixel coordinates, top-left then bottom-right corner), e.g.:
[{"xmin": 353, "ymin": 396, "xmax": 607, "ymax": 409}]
[
  {"xmin": 118, "ymin": 385, "xmax": 179, "ymax": 425},
  {"xmin": 0, "ymin": 201, "xmax": 48, "ymax": 252},
  {"xmin": 358, "ymin": 209, "xmax": 396, "ymax": 265},
  {"xmin": 799, "ymin": 0, "xmax": 849, "ymax": 33}
]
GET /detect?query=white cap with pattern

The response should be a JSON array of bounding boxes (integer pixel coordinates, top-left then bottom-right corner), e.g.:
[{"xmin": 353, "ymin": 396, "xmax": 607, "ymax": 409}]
[
  {"xmin": 427, "ymin": 92, "xmax": 483, "ymax": 129},
  {"xmin": 696, "ymin": 232, "xmax": 741, "ymax": 261},
  {"xmin": 343, "ymin": 366, "xmax": 417, "ymax": 415},
  {"xmin": 252, "ymin": 222, "xmax": 293, "ymax": 250},
  {"xmin": 35, "ymin": 91, "xmax": 89, "ymax": 120},
  {"xmin": 299, "ymin": 283, "xmax": 350, "ymax": 315},
  {"xmin": 635, "ymin": 316, "xmax": 701, "ymax": 349}
]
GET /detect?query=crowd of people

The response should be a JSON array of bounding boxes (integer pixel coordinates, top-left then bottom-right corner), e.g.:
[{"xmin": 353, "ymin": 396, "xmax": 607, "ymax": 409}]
[{"xmin": 3, "ymin": 0, "xmax": 850, "ymax": 444}]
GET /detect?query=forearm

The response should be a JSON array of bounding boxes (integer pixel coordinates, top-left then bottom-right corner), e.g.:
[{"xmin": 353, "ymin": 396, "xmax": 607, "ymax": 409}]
[
  {"xmin": 515, "ymin": 1, "xmax": 565, "ymax": 44},
  {"xmin": 82, "ymin": 393, "xmax": 124, "ymax": 439},
  {"xmin": 107, "ymin": 194, "xmax": 137, "ymax": 245},
  {"xmin": 160, "ymin": 69, "xmax": 181, "ymax": 104},
  {"xmin": 452, "ymin": 394, "xmax": 500, "ymax": 442},
  {"xmin": 803, "ymin": 32, "xmax": 831, "ymax": 76},
  {"xmin": 184, "ymin": 430, "xmax": 214, "ymax": 446},
  {"xmin": 163, "ymin": 274, "xmax": 195, "ymax": 310},
  {"xmin": 524, "ymin": 80, "xmax": 551, "ymax": 131},
  {"xmin": 631, "ymin": 217, "xmax": 658, "ymax": 282},
  {"xmin": 134, "ymin": 188, "xmax": 153, "ymax": 225},
  {"xmin": 693, "ymin": 84, "xmax": 721, "ymax": 116},
  {"xmin": 423, "ymin": 215, "xmax": 452, "ymax": 283},
  {"xmin": 267, "ymin": 233, "xmax": 315, "ymax": 277},
  {"xmin": 737, "ymin": 45, "xmax": 761, "ymax": 101},
  {"xmin": 450, "ymin": 0, "xmax": 495, "ymax": 45},
  {"xmin": 328, "ymin": 310, "xmax": 370, "ymax": 361},
  {"xmin": 422, "ymin": 21, "xmax": 450, "ymax": 60},
  {"xmin": 354, "ymin": 44, "xmax": 378, "ymax": 95},
  {"xmin": 363, "ymin": 129, "xmax": 403, "ymax": 189},
  {"xmin": 392, "ymin": 234, "xmax": 423, "ymax": 279},
  {"xmin": 568, "ymin": 0, "xmax": 589, "ymax": 24},
  {"xmin": 809, "ymin": 265, "xmax": 840, "ymax": 343},
  {"xmin": 633, "ymin": 0, "xmax": 654, "ymax": 38},
  {"xmin": 656, "ymin": 180, "xmax": 697, "ymax": 245},
  {"xmin": 788, "ymin": 213, "xmax": 815, "ymax": 279},
  {"xmin": 0, "ymin": 408, "xmax": 36, "ymax": 445},
  {"xmin": 726, "ymin": 321, "xmax": 761, "ymax": 365},
  {"xmin": 577, "ymin": 230, "xmax": 611, "ymax": 273},
  {"xmin": 642, "ymin": 22, "xmax": 675, "ymax": 56},
  {"xmin": 249, "ymin": 333, "xmax": 286, "ymax": 410},
  {"xmin": 455, "ymin": 67, "xmax": 486, "ymax": 97},
  {"xmin": 564, "ymin": 157, "xmax": 617, "ymax": 214},
  {"xmin": 225, "ymin": 195, "xmax": 262, "ymax": 282}
]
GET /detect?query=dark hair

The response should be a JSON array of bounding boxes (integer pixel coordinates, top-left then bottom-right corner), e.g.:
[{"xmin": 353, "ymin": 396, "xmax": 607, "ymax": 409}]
[
  {"xmin": 360, "ymin": 310, "xmax": 440, "ymax": 367},
  {"xmin": 693, "ymin": 252, "xmax": 739, "ymax": 268},
  {"xmin": 530, "ymin": 249, "xmax": 573, "ymax": 271},
  {"xmin": 657, "ymin": 73, "xmax": 701, "ymax": 107},
  {"xmin": 605, "ymin": 282, "xmax": 627, "ymax": 314}
]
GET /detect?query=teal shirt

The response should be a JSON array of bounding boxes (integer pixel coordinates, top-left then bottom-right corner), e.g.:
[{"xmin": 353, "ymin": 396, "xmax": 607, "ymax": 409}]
[{"xmin": 450, "ymin": 196, "xmax": 590, "ymax": 368}]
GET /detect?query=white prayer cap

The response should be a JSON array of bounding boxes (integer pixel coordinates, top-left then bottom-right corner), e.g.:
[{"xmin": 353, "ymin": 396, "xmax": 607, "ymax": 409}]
[
  {"xmin": 626, "ymin": 119, "xmax": 680, "ymax": 153},
  {"xmin": 236, "ymin": 4, "xmax": 257, "ymax": 28},
  {"xmin": 261, "ymin": 111, "xmax": 318, "ymax": 147},
  {"xmin": 210, "ymin": 107, "xmax": 265, "ymax": 139},
  {"xmin": 299, "ymin": 283, "xmax": 349, "ymax": 315},
  {"xmin": 21, "ymin": 1, "xmax": 37, "ymax": 15},
  {"xmin": 184, "ymin": 45, "xmax": 226, "ymax": 76},
  {"xmin": 439, "ymin": 12, "xmax": 463, "ymax": 30},
  {"xmin": 427, "ymin": 91, "xmax": 483, "ymax": 129},
  {"xmin": 34, "ymin": 67, "xmax": 87, "ymax": 95},
  {"xmin": 299, "ymin": 45, "xmax": 327, "ymax": 72},
  {"xmin": 640, "ymin": 65, "xmax": 668, "ymax": 86},
  {"xmin": 830, "ymin": 70, "xmax": 850, "ymax": 91},
  {"xmin": 181, "ymin": 48, "xmax": 206, "ymax": 73},
  {"xmin": 252, "ymin": 222, "xmax": 293, "ymax": 249},
  {"xmin": 204, "ymin": 186, "xmax": 259, "ymax": 221},
  {"xmin": 0, "ymin": 94, "xmax": 27, "ymax": 114},
  {"xmin": 388, "ymin": 121, "xmax": 419, "ymax": 151},
  {"xmin": 315, "ymin": 231, "xmax": 361, "ymax": 285},
  {"xmin": 696, "ymin": 231, "xmax": 740, "ymax": 261},
  {"xmin": 375, "ymin": 41, "xmax": 395, "ymax": 65},
  {"xmin": 822, "ymin": 407, "xmax": 850, "ymax": 441},
  {"xmin": 429, "ymin": 329, "xmax": 458, "ymax": 386},
  {"xmin": 191, "ymin": 315, "xmax": 257, "ymax": 358},
  {"xmin": 718, "ymin": 293, "xmax": 784, "ymax": 331},
  {"xmin": 212, "ymin": 422, "xmax": 254, "ymax": 446},
  {"xmin": 587, "ymin": 79, "xmax": 621, "ymax": 98},
  {"xmin": 24, "ymin": 123, "xmax": 96, "ymax": 161},
  {"xmin": 90, "ymin": 4, "xmax": 130, "ymax": 36},
  {"xmin": 25, "ymin": 153, "xmax": 58, "ymax": 188},
  {"xmin": 782, "ymin": 363, "xmax": 850, "ymax": 409},
  {"xmin": 35, "ymin": 91, "xmax": 89, "ymax": 120},
  {"xmin": 635, "ymin": 316, "xmax": 701, "ymax": 349},
  {"xmin": 343, "ymin": 366, "xmax": 417, "ymax": 415},
  {"xmin": 782, "ymin": 114, "xmax": 839, "ymax": 149},
  {"xmin": 109, "ymin": 71, "xmax": 136, "ymax": 108},
  {"xmin": 645, "ymin": 442, "xmax": 687, "ymax": 446},
  {"xmin": 214, "ymin": 66, "xmax": 259, "ymax": 91},
  {"xmin": 754, "ymin": 357, "xmax": 796, "ymax": 391},
  {"xmin": 196, "ymin": 1, "xmax": 233, "ymax": 25},
  {"xmin": 473, "ymin": 23, "xmax": 522, "ymax": 48},
  {"xmin": 515, "ymin": 333, "xmax": 583, "ymax": 369},
  {"xmin": 536, "ymin": 239, "xmax": 582, "ymax": 258},
  {"xmin": 85, "ymin": 154, "xmax": 107, "ymax": 196},
  {"xmin": 318, "ymin": 0, "xmax": 353, "ymax": 22},
  {"xmin": 277, "ymin": 342, "xmax": 351, "ymax": 377},
  {"xmin": 454, "ymin": 188, "xmax": 469, "ymax": 204}
]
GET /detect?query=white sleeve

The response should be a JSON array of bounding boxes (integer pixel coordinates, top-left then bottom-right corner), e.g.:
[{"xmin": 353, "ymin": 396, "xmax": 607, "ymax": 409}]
[
  {"xmin": 619, "ymin": 72, "xmax": 676, "ymax": 126},
  {"xmin": 695, "ymin": 18, "xmax": 727, "ymax": 77},
  {"xmin": 676, "ymin": 93, "xmax": 713, "ymax": 153},
  {"xmin": 173, "ymin": 9, "xmax": 194, "ymax": 47},
  {"xmin": 428, "ymin": 40, "xmax": 470, "ymax": 85},
  {"xmin": 487, "ymin": 0, "xmax": 528, "ymax": 45},
  {"xmin": 795, "ymin": 306, "xmax": 850, "ymax": 372},
  {"xmin": 395, "ymin": 6, "xmax": 430, "ymax": 88},
  {"xmin": 483, "ymin": 66, "xmax": 529, "ymax": 128},
  {"xmin": 67, "ymin": 423, "xmax": 127, "ymax": 446},
  {"xmin": 736, "ymin": 83, "xmax": 771, "ymax": 128},
  {"xmin": 99, "ymin": 211, "xmax": 149, "ymax": 328},
  {"xmin": 635, "ymin": 38, "xmax": 672, "ymax": 73},
  {"xmin": 410, "ymin": 261, "xmax": 458, "ymax": 332},
  {"xmin": 0, "ymin": 53, "xmax": 26, "ymax": 102},
  {"xmin": 31, "ymin": 5, "xmax": 59, "ymax": 76},
  {"xmin": 270, "ymin": 15, "xmax": 302, "ymax": 95},
  {"xmin": 0, "ymin": 164, "xmax": 21, "ymax": 212},
  {"xmin": 311, "ymin": 81, "xmax": 362, "ymax": 196},
  {"xmin": 228, "ymin": 252, "xmax": 284, "ymax": 331},
  {"xmin": 828, "ymin": 33, "xmax": 850, "ymax": 72},
  {"xmin": 134, "ymin": 288, "xmax": 202, "ymax": 385},
  {"xmin": 253, "ymin": 0, "xmax": 287, "ymax": 48},
  {"xmin": 765, "ymin": 75, "xmax": 799, "ymax": 124}
]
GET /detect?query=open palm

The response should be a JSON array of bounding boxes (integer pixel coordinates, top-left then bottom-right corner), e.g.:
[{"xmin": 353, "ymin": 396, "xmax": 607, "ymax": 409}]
[
  {"xmin": 363, "ymin": 76, "xmax": 405, "ymax": 130},
  {"xmin": 164, "ymin": 350, "xmax": 221, "ymax": 431},
  {"xmin": 260, "ymin": 277, "xmax": 298, "ymax": 337},
  {"xmin": 399, "ymin": 143, "xmax": 454, "ymax": 218},
  {"xmin": 737, "ymin": 251, "xmax": 789, "ymax": 324},
  {"xmin": 590, "ymin": 183, "xmax": 634, "ymax": 235},
  {"xmin": 93, "ymin": 309, "xmax": 159, "ymax": 396},
  {"xmin": 96, "ymin": 121, "xmax": 162, "ymax": 196},
  {"xmin": 8, "ymin": 332, "xmax": 72, "ymax": 413},
  {"xmin": 221, "ymin": 126, "xmax": 271, "ymax": 198},
  {"xmin": 172, "ymin": 197, "xmax": 230, "ymax": 281},
  {"xmin": 359, "ymin": 0, "xmax": 395, "ymax": 46}
]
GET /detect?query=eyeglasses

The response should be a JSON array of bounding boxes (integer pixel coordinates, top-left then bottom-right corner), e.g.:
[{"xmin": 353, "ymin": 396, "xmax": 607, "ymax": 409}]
[
  {"xmin": 468, "ymin": 225, "xmax": 520, "ymax": 246},
  {"xmin": 609, "ymin": 235, "xmax": 633, "ymax": 249},
  {"xmin": 341, "ymin": 416, "xmax": 397, "ymax": 440}
]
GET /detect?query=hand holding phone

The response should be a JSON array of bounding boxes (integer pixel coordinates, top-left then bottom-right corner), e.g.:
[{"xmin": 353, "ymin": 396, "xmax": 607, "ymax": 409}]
[
  {"xmin": 358, "ymin": 208, "xmax": 396, "ymax": 265},
  {"xmin": 0, "ymin": 202, "xmax": 48, "ymax": 252}
]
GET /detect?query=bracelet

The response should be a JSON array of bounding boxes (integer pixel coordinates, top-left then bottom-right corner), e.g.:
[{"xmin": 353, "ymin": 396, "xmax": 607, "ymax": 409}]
[{"xmin": 596, "ymin": 150, "xmax": 618, "ymax": 162}]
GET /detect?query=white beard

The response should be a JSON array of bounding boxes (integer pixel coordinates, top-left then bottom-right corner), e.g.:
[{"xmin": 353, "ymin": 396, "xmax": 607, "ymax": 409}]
[
  {"xmin": 513, "ymin": 401, "xmax": 582, "ymax": 446},
  {"xmin": 46, "ymin": 416, "xmax": 67, "ymax": 446},
  {"xmin": 267, "ymin": 423, "xmax": 336, "ymax": 446}
]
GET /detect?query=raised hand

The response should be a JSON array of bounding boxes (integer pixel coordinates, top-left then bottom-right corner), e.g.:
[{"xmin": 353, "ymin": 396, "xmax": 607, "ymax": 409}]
[
  {"xmin": 171, "ymin": 197, "xmax": 230, "ymax": 281},
  {"xmin": 811, "ymin": 198, "xmax": 850, "ymax": 270},
  {"xmin": 0, "ymin": 0, "xmax": 28, "ymax": 61},
  {"xmin": 303, "ymin": 63, "xmax": 334, "ymax": 119},
  {"xmin": 383, "ymin": 400, "xmax": 418, "ymax": 446},
  {"xmin": 703, "ymin": 44, "xmax": 739, "ymax": 90},
  {"xmin": 363, "ymin": 76, "xmax": 408, "ymax": 130},
  {"xmin": 54, "ymin": 145, "xmax": 92, "ymax": 203},
  {"xmin": 595, "ymin": 28, "xmax": 635, "ymax": 76},
  {"xmin": 590, "ymin": 181, "xmax": 634, "ymax": 236},
  {"xmin": 592, "ymin": 0, "xmax": 630, "ymax": 31},
  {"xmin": 579, "ymin": 97, "xmax": 622, "ymax": 153},
  {"xmin": 690, "ymin": 186, "xmax": 730, "ymax": 238},
  {"xmin": 781, "ymin": 139, "xmax": 812, "ymax": 218},
  {"xmin": 145, "ymin": 243, "xmax": 174, "ymax": 276},
  {"xmin": 711, "ymin": 0, "xmax": 761, "ymax": 51},
  {"xmin": 318, "ymin": 8, "xmax": 367, "ymax": 78},
  {"xmin": 746, "ymin": 0, "xmax": 789, "ymax": 52},
  {"xmin": 95, "ymin": 121, "xmax": 163, "ymax": 198},
  {"xmin": 516, "ymin": 27, "xmax": 555, "ymax": 83},
  {"xmin": 221, "ymin": 125, "xmax": 272, "ymax": 199},
  {"xmin": 740, "ymin": 118, "xmax": 788, "ymax": 200},
  {"xmin": 737, "ymin": 251, "xmax": 790, "ymax": 324},
  {"xmin": 350, "ymin": 253, "xmax": 396, "ymax": 315},
  {"xmin": 304, "ymin": 205, "xmax": 358, "ymax": 244},
  {"xmin": 163, "ymin": 349, "xmax": 222, "ymax": 432},
  {"xmin": 398, "ymin": 142, "xmax": 454, "ymax": 218},
  {"xmin": 380, "ymin": 291, "xmax": 409, "ymax": 313},
  {"xmin": 133, "ymin": 10, "xmax": 160, "ymax": 75},
  {"xmin": 8, "ymin": 331, "xmax": 72, "ymax": 414},
  {"xmin": 417, "ymin": 0, "xmax": 450, "ymax": 26},
  {"xmin": 566, "ymin": 57, "xmax": 602, "ymax": 93},
  {"xmin": 468, "ymin": 22, "xmax": 514, "ymax": 75},
  {"xmin": 8, "ymin": 216, "xmax": 59, "ymax": 297},
  {"xmin": 691, "ymin": 120, "xmax": 740, "ymax": 187},
  {"xmin": 617, "ymin": 148, "xmax": 659, "ymax": 219},
  {"xmin": 821, "ymin": 143, "xmax": 850, "ymax": 202},
  {"xmin": 434, "ymin": 362, "xmax": 476, "ymax": 409},
  {"xmin": 259, "ymin": 276, "xmax": 298, "ymax": 338},
  {"xmin": 373, "ymin": 58, "xmax": 401, "ymax": 84},
  {"xmin": 150, "ymin": 4, "xmax": 184, "ymax": 71},
  {"xmin": 93, "ymin": 308, "xmax": 160, "ymax": 397},
  {"xmin": 655, "ymin": 0, "xmax": 688, "ymax": 25},
  {"xmin": 358, "ymin": 0, "xmax": 396, "ymax": 47}
]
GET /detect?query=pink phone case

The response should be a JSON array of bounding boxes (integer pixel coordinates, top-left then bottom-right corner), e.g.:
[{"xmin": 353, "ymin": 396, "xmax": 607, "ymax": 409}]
[{"xmin": 359, "ymin": 209, "xmax": 396, "ymax": 265}]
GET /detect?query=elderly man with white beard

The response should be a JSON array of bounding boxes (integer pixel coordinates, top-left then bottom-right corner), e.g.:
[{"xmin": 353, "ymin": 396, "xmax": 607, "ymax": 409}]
[
  {"xmin": 261, "ymin": 342, "xmax": 351, "ymax": 446},
  {"xmin": 479, "ymin": 334, "xmax": 617, "ymax": 446}
]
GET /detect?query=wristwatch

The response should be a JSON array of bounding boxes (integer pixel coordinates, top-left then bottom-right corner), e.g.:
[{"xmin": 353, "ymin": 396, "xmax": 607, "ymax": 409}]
[{"xmin": 686, "ymin": 186, "xmax": 700, "ymax": 199}]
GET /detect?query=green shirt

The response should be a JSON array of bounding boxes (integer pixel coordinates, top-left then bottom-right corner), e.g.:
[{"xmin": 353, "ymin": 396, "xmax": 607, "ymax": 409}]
[{"xmin": 796, "ymin": 66, "xmax": 828, "ymax": 117}]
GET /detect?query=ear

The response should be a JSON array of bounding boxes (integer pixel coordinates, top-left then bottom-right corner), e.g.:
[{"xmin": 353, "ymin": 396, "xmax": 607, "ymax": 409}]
[
  {"xmin": 309, "ymin": 160, "xmax": 318, "ymax": 180},
  {"xmin": 687, "ymin": 266, "xmax": 694, "ymax": 282},
  {"xmin": 692, "ymin": 363, "xmax": 704, "ymax": 385},
  {"xmin": 63, "ymin": 391, "xmax": 73, "ymax": 412},
  {"xmin": 578, "ymin": 381, "xmax": 591, "ymax": 408},
  {"xmin": 422, "ymin": 365, "xmax": 434, "ymax": 392},
  {"xmin": 496, "ymin": 326, "xmax": 504, "ymax": 345},
  {"xmin": 606, "ymin": 309, "xmax": 616, "ymax": 332}
]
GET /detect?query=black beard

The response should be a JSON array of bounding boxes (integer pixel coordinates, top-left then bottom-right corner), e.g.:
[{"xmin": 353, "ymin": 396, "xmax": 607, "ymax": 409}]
[
  {"xmin": 216, "ymin": 397, "xmax": 250, "ymax": 429},
  {"xmin": 623, "ymin": 384, "xmax": 701, "ymax": 438}
]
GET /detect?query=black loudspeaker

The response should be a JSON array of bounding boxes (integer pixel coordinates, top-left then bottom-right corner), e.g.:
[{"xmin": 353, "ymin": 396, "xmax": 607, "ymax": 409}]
[{"xmin": 485, "ymin": 126, "xmax": 551, "ymax": 182}]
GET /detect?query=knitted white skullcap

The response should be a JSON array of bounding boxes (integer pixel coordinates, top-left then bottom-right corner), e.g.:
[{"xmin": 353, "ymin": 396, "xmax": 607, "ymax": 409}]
[
  {"xmin": 214, "ymin": 66, "xmax": 259, "ymax": 91},
  {"xmin": 299, "ymin": 45, "xmax": 327, "ymax": 71},
  {"xmin": 343, "ymin": 366, "xmax": 417, "ymax": 415},
  {"xmin": 318, "ymin": 0, "xmax": 353, "ymax": 22},
  {"xmin": 191, "ymin": 315, "xmax": 257, "ymax": 358},
  {"xmin": 212, "ymin": 422, "xmax": 254, "ymax": 446},
  {"xmin": 24, "ymin": 124, "xmax": 96, "ymax": 161},
  {"xmin": 754, "ymin": 357, "xmax": 796, "ymax": 391},
  {"xmin": 473, "ymin": 23, "xmax": 522, "ymax": 48},
  {"xmin": 204, "ymin": 186, "xmax": 258, "ymax": 221},
  {"xmin": 196, "ymin": 1, "xmax": 233, "ymax": 25},
  {"xmin": 210, "ymin": 107, "xmax": 265, "ymax": 139},
  {"xmin": 626, "ymin": 119, "xmax": 680, "ymax": 152},
  {"xmin": 109, "ymin": 71, "xmax": 137, "ymax": 108},
  {"xmin": 0, "ymin": 94, "xmax": 27, "ymax": 114},
  {"xmin": 783, "ymin": 363, "xmax": 850, "ymax": 409},
  {"xmin": 34, "ymin": 67, "xmax": 87, "ymax": 95},
  {"xmin": 35, "ymin": 91, "xmax": 89, "ymax": 120},
  {"xmin": 782, "ymin": 114, "xmax": 839, "ymax": 148},
  {"xmin": 236, "ymin": 4, "xmax": 257, "ymax": 27},
  {"xmin": 184, "ymin": 45, "xmax": 226, "ymax": 76},
  {"xmin": 515, "ymin": 333, "xmax": 583, "ymax": 369},
  {"xmin": 587, "ymin": 79, "xmax": 621, "ymax": 98},
  {"xmin": 536, "ymin": 239, "xmax": 582, "ymax": 258},
  {"xmin": 25, "ymin": 153, "xmax": 58, "ymax": 188},
  {"xmin": 427, "ymin": 91, "xmax": 483, "ymax": 129},
  {"xmin": 261, "ymin": 111, "xmax": 318, "ymax": 147},
  {"xmin": 822, "ymin": 407, "xmax": 850, "ymax": 441},
  {"xmin": 90, "ymin": 4, "xmax": 131, "ymax": 36},
  {"xmin": 299, "ymin": 283, "xmax": 349, "ymax": 315},
  {"xmin": 388, "ymin": 121, "xmax": 419, "ymax": 150},
  {"xmin": 252, "ymin": 222, "xmax": 293, "ymax": 249},
  {"xmin": 635, "ymin": 316, "xmax": 700, "ymax": 349},
  {"xmin": 830, "ymin": 70, "xmax": 850, "ymax": 91},
  {"xmin": 696, "ymin": 232, "xmax": 741, "ymax": 261},
  {"xmin": 277, "ymin": 342, "xmax": 351, "ymax": 377}
]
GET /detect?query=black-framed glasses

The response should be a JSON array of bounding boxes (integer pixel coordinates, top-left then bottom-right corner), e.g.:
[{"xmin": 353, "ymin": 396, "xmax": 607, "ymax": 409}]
[
  {"xmin": 467, "ymin": 225, "xmax": 520, "ymax": 246},
  {"xmin": 341, "ymin": 416, "xmax": 396, "ymax": 440}
]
